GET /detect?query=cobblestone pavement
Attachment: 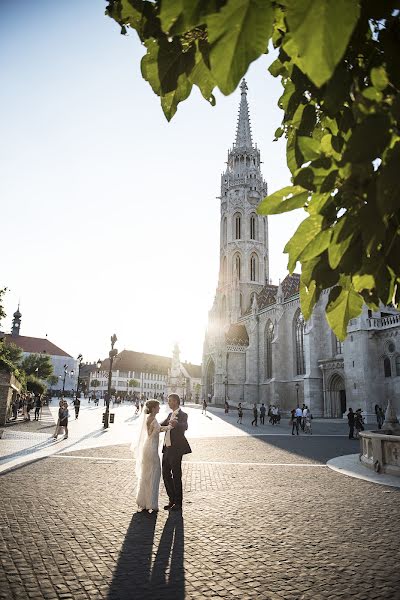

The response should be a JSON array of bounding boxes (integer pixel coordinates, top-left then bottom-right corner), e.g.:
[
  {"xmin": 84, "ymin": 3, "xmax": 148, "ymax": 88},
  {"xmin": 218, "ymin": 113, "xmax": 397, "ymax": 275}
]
[{"xmin": 0, "ymin": 434, "xmax": 399, "ymax": 600}]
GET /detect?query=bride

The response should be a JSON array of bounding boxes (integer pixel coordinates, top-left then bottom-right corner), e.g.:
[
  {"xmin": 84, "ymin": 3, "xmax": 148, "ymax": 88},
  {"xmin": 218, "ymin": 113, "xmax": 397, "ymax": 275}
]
[{"xmin": 133, "ymin": 399, "xmax": 170, "ymax": 512}]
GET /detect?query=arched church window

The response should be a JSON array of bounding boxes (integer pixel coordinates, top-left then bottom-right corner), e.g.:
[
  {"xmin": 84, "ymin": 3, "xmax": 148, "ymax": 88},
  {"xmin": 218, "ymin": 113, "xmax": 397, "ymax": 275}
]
[
  {"xmin": 250, "ymin": 254, "xmax": 258, "ymax": 282},
  {"xmin": 396, "ymin": 355, "xmax": 400, "ymax": 376},
  {"xmin": 234, "ymin": 213, "xmax": 241, "ymax": 239},
  {"xmin": 233, "ymin": 254, "xmax": 241, "ymax": 280},
  {"xmin": 384, "ymin": 356, "xmax": 392, "ymax": 377},
  {"xmin": 250, "ymin": 215, "xmax": 256, "ymax": 240},
  {"xmin": 265, "ymin": 320, "xmax": 274, "ymax": 379},
  {"xmin": 223, "ymin": 217, "xmax": 227, "ymax": 245},
  {"xmin": 221, "ymin": 256, "xmax": 227, "ymax": 284},
  {"xmin": 295, "ymin": 310, "xmax": 305, "ymax": 375}
]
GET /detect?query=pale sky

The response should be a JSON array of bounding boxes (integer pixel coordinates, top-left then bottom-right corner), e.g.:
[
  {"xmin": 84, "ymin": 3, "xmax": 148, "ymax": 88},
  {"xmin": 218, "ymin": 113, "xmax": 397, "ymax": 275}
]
[{"xmin": 0, "ymin": 0, "xmax": 302, "ymax": 365}]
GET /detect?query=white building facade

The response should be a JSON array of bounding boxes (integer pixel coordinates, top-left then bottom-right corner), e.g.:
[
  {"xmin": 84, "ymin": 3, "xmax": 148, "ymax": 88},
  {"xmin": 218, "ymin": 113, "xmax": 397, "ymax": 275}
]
[{"xmin": 202, "ymin": 82, "xmax": 400, "ymax": 422}]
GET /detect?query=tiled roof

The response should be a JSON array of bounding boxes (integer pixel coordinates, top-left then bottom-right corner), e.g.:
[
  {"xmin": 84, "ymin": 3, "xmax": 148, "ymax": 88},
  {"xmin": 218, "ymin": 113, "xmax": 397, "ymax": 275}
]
[
  {"xmin": 100, "ymin": 350, "xmax": 171, "ymax": 374},
  {"xmin": 257, "ymin": 283, "xmax": 278, "ymax": 309},
  {"xmin": 182, "ymin": 362, "xmax": 202, "ymax": 378},
  {"xmin": 226, "ymin": 323, "xmax": 249, "ymax": 346},
  {"xmin": 0, "ymin": 333, "xmax": 71, "ymax": 357},
  {"xmin": 281, "ymin": 273, "xmax": 300, "ymax": 299}
]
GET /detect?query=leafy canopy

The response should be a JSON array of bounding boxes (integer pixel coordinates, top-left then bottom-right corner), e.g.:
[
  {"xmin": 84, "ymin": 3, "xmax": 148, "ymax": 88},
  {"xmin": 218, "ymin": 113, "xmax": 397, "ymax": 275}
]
[
  {"xmin": 106, "ymin": 0, "xmax": 400, "ymax": 338},
  {"xmin": 21, "ymin": 353, "xmax": 54, "ymax": 381}
]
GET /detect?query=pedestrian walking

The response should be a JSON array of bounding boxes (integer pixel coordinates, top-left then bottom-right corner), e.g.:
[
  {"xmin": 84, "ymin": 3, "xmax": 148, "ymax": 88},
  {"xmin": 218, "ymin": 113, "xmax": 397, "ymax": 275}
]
[
  {"xmin": 347, "ymin": 407, "xmax": 355, "ymax": 439},
  {"xmin": 291, "ymin": 408, "xmax": 299, "ymax": 435},
  {"xmin": 295, "ymin": 406, "xmax": 303, "ymax": 432},
  {"xmin": 237, "ymin": 402, "xmax": 243, "ymax": 424},
  {"xmin": 34, "ymin": 395, "xmax": 42, "ymax": 421},
  {"xmin": 72, "ymin": 397, "xmax": 81, "ymax": 419},
  {"xmin": 375, "ymin": 404, "xmax": 385, "ymax": 429},
  {"xmin": 53, "ymin": 399, "xmax": 63, "ymax": 439},
  {"xmin": 224, "ymin": 400, "xmax": 229, "ymax": 414},
  {"xmin": 354, "ymin": 409, "xmax": 364, "ymax": 439},
  {"xmin": 251, "ymin": 403, "xmax": 258, "ymax": 427},
  {"xmin": 202, "ymin": 398, "xmax": 207, "ymax": 415},
  {"xmin": 260, "ymin": 403, "xmax": 266, "ymax": 425}
]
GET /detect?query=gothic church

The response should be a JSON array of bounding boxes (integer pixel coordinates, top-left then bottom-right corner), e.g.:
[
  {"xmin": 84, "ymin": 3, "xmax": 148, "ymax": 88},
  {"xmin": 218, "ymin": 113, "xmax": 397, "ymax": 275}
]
[{"xmin": 202, "ymin": 81, "xmax": 400, "ymax": 421}]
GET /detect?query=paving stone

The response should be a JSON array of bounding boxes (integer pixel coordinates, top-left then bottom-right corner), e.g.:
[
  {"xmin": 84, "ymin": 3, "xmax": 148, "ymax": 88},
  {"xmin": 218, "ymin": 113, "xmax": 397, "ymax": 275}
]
[{"xmin": 0, "ymin": 437, "xmax": 399, "ymax": 599}]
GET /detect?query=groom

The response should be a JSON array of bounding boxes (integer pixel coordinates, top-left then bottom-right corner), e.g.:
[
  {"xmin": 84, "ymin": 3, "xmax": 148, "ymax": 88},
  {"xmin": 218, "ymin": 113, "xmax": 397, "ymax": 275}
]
[{"xmin": 161, "ymin": 393, "xmax": 191, "ymax": 511}]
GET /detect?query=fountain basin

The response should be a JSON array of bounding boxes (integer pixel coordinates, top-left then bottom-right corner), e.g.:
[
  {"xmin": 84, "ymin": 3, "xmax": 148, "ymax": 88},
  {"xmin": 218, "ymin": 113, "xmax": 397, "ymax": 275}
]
[{"xmin": 359, "ymin": 430, "xmax": 400, "ymax": 476}]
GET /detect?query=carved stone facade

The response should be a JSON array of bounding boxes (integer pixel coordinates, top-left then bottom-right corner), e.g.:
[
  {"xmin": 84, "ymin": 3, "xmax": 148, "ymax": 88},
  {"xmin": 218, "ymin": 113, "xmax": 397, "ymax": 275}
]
[{"xmin": 202, "ymin": 83, "xmax": 400, "ymax": 421}]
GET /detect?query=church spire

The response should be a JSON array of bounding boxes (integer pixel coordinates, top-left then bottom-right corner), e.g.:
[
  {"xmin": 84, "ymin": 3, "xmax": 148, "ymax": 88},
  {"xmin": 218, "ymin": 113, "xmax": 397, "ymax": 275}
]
[{"xmin": 234, "ymin": 79, "xmax": 253, "ymax": 149}]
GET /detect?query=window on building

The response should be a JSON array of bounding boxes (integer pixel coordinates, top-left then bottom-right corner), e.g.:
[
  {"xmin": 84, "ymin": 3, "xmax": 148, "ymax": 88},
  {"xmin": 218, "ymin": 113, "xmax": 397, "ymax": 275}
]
[
  {"xmin": 396, "ymin": 356, "xmax": 400, "ymax": 376},
  {"xmin": 234, "ymin": 213, "xmax": 241, "ymax": 239},
  {"xmin": 250, "ymin": 215, "xmax": 256, "ymax": 240},
  {"xmin": 384, "ymin": 356, "xmax": 392, "ymax": 377},
  {"xmin": 250, "ymin": 254, "xmax": 258, "ymax": 282},
  {"xmin": 295, "ymin": 310, "xmax": 306, "ymax": 375},
  {"xmin": 265, "ymin": 320, "xmax": 274, "ymax": 379},
  {"xmin": 234, "ymin": 254, "xmax": 241, "ymax": 280},
  {"xmin": 335, "ymin": 337, "xmax": 343, "ymax": 355},
  {"xmin": 223, "ymin": 217, "xmax": 227, "ymax": 245},
  {"xmin": 221, "ymin": 255, "xmax": 227, "ymax": 284}
]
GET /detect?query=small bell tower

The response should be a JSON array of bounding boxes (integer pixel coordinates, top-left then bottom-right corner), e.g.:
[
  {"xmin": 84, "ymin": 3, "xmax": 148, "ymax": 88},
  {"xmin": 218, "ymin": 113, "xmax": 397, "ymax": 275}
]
[{"xmin": 11, "ymin": 304, "xmax": 22, "ymax": 337}]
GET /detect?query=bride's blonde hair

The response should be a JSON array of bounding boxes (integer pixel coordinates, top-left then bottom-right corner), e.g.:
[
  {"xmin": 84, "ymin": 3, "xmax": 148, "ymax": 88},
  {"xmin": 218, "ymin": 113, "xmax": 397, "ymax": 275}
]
[{"xmin": 144, "ymin": 399, "xmax": 160, "ymax": 414}]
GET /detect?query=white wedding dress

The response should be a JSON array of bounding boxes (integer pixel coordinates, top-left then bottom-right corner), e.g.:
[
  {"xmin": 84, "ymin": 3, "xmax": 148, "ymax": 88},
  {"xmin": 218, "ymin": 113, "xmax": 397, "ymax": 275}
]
[{"xmin": 135, "ymin": 418, "xmax": 162, "ymax": 511}]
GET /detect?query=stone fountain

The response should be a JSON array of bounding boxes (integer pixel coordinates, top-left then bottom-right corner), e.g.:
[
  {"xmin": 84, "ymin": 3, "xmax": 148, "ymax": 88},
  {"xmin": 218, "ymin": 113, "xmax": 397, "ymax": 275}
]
[{"xmin": 359, "ymin": 398, "xmax": 400, "ymax": 476}]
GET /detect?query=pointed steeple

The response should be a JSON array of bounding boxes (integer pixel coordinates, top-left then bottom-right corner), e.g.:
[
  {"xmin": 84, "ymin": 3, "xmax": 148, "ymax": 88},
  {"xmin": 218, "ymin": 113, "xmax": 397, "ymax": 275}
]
[{"xmin": 234, "ymin": 79, "xmax": 253, "ymax": 149}]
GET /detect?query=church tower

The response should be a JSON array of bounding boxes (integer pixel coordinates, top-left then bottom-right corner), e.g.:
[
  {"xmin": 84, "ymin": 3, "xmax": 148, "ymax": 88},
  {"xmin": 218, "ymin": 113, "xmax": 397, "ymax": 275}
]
[
  {"xmin": 203, "ymin": 81, "xmax": 269, "ymax": 405},
  {"xmin": 217, "ymin": 80, "xmax": 269, "ymax": 323},
  {"xmin": 11, "ymin": 305, "xmax": 22, "ymax": 337}
]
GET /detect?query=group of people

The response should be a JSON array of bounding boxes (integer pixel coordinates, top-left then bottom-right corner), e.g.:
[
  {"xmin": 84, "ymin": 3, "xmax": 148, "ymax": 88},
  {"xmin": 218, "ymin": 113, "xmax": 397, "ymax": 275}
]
[
  {"xmin": 290, "ymin": 405, "xmax": 312, "ymax": 435},
  {"xmin": 235, "ymin": 403, "xmax": 281, "ymax": 426},
  {"xmin": 347, "ymin": 408, "xmax": 365, "ymax": 439},
  {"xmin": 9, "ymin": 393, "xmax": 43, "ymax": 422}
]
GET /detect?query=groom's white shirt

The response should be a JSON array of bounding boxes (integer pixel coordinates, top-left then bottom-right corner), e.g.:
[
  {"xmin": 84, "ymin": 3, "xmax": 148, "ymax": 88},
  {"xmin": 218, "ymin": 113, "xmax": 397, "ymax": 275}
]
[{"xmin": 164, "ymin": 408, "xmax": 180, "ymax": 447}]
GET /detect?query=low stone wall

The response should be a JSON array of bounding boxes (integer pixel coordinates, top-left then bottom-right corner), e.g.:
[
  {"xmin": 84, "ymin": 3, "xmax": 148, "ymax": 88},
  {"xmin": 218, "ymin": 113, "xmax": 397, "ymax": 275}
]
[
  {"xmin": 360, "ymin": 430, "xmax": 400, "ymax": 476},
  {"xmin": 0, "ymin": 370, "xmax": 22, "ymax": 426}
]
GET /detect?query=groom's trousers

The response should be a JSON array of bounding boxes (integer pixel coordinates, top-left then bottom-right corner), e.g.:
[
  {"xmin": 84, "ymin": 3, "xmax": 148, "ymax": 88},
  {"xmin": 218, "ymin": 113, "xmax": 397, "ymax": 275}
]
[{"xmin": 162, "ymin": 448, "xmax": 183, "ymax": 506}]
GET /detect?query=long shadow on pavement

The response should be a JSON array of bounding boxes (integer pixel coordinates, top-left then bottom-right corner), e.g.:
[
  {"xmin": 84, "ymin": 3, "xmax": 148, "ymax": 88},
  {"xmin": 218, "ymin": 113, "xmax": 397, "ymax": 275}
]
[{"xmin": 107, "ymin": 512, "xmax": 185, "ymax": 600}]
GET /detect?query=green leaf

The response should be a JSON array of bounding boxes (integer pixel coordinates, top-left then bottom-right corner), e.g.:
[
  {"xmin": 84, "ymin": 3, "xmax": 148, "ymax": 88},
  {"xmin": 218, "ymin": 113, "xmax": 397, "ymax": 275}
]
[
  {"xmin": 342, "ymin": 114, "xmax": 391, "ymax": 164},
  {"xmin": 189, "ymin": 41, "xmax": 216, "ymax": 104},
  {"xmin": 352, "ymin": 273, "xmax": 375, "ymax": 293},
  {"xmin": 328, "ymin": 217, "xmax": 355, "ymax": 269},
  {"xmin": 362, "ymin": 87, "xmax": 383, "ymax": 102},
  {"xmin": 300, "ymin": 279, "xmax": 318, "ymax": 320},
  {"xmin": 258, "ymin": 185, "xmax": 308, "ymax": 215},
  {"xmin": 326, "ymin": 280, "xmax": 363, "ymax": 340},
  {"xmin": 298, "ymin": 228, "xmax": 332, "ymax": 262},
  {"xmin": 283, "ymin": 0, "xmax": 360, "ymax": 87},
  {"xmin": 161, "ymin": 76, "xmax": 192, "ymax": 120},
  {"xmin": 284, "ymin": 214, "xmax": 324, "ymax": 272},
  {"xmin": 159, "ymin": 0, "xmax": 221, "ymax": 35},
  {"xmin": 207, "ymin": 0, "xmax": 274, "ymax": 95},
  {"xmin": 371, "ymin": 66, "xmax": 389, "ymax": 91},
  {"xmin": 297, "ymin": 136, "xmax": 321, "ymax": 161}
]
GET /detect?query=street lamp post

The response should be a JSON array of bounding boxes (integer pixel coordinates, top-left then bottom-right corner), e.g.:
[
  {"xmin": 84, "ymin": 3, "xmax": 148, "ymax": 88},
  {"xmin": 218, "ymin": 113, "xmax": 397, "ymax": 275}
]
[
  {"xmin": 75, "ymin": 354, "xmax": 83, "ymax": 401},
  {"xmin": 104, "ymin": 334, "xmax": 118, "ymax": 429},
  {"xmin": 61, "ymin": 364, "xmax": 68, "ymax": 395},
  {"xmin": 295, "ymin": 382, "xmax": 300, "ymax": 407}
]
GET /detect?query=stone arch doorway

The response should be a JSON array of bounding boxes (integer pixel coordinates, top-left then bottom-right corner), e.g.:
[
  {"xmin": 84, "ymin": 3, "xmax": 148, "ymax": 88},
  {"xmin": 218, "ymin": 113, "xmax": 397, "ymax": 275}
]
[
  {"xmin": 206, "ymin": 359, "xmax": 215, "ymax": 401},
  {"xmin": 327, "ymin": 373, "xmax": 346, "ymax": 417}
]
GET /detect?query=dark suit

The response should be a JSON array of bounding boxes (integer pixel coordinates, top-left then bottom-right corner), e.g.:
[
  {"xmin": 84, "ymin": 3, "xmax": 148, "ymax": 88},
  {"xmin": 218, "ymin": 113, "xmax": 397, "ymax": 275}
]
[{"xmin": 161, "ymin": 410, "xmax": 191, "ymax": 506}]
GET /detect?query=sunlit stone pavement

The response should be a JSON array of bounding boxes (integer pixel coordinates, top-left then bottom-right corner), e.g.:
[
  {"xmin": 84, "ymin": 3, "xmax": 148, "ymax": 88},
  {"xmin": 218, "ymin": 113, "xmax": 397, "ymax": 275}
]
[{"xmin": 0, "ymin": 400, "xmax": 399, "ymax": 599}]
